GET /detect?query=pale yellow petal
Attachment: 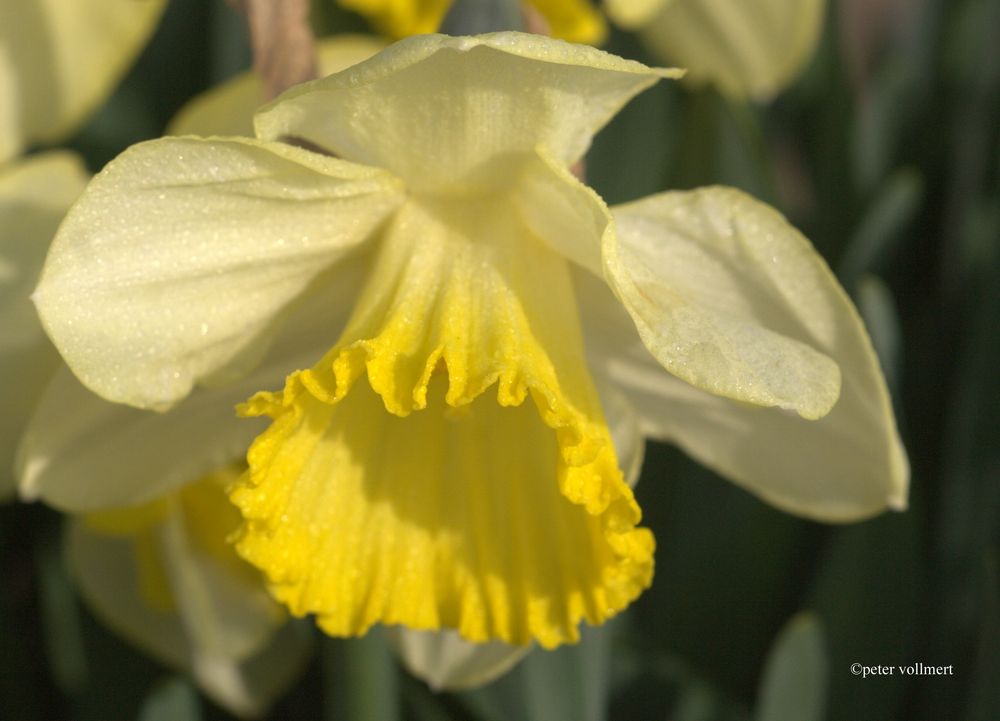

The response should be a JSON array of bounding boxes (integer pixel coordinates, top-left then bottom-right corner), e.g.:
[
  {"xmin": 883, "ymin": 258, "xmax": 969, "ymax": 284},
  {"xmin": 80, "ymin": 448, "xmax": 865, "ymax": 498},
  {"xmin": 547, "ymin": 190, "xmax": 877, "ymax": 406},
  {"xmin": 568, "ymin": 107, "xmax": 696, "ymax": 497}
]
[
  {"xmin": 512, "ymin": 146, "xmax": 609, "ymax": 276},
  {"xmin": 67, "ymin": 518, "xmax": 190, "ymax": 667},
  {"xmin": 167, "ymin": 35, "xmax": 387, "ymax": 138},
  {"xmin": 34, "ymin": 136, "xmax": 403, "ymax": 410},
  {"xmin": 0, "ymin": 0, "xmax": 166, "ymax": 160},
  {"xmin": 71, "ymin": 468, "xmax": 311, "ymax": 716},
  {"xmin": 604, "ymin": 0, "xmax": 670, "ymax": 29},
  {"xmin": 0, "ymin": 152, "xmax": 87, "ymax": 352},
  {"xmin": 527, "ymin": 0, "xmax": 608, "ymax": 44},
  {"xmin": 596, "ymin": 378, "xmax": 644, "ymax": 490},
  {"xmin": 191, "ymin": 621, "xmax": 314, "ymax": 718},
  {"xmin": 81, "ymin": 497, "xmax": 170, "ymax": 538},
  {"xmin": 231, "ymin": 198, "xmax": 652, "ymax": 648},
  {"xmin": 160, "ymin": 470, "xmax": 285, "ymax": 662},
  {"xmin": 388, "ymin": 627, "xmax": 530, "ymax": 690},
  {"xmin": 0, "ymin": 341, "xmax": 57, "ymax": 500},
  {"xmin": 636, "ymin": 0, "xmax": 826, "ymax": 101},
  {"xmin": 255, "ymin": 32, "xmax": 680, "ymax": 193},
  {"xmin": 74, "ymin": 469, "xmax": 282, "ymax": 659},
  {"xmin": 19, "ymin": 252, "xmax": 366, "ymax": 511},
  {"xmin": 338, "ymin": 0, "xmax": 452, "ymax": 38},
  {"xmin": 0, "ymin": 48, "xmax": 18, "ymax": 161},
  {"xmin": 18, "ymin": 366, "xmax": 265, "ymax": 511},
  {"xmin": 609, "ymin": 358, "xmax": 907, "ymax": 519},
  {"xmin": 577, "ymin": 251, "xmax": 908, "ymax": 520},
  {"xmin": 605, "ymin": 186, "xmax": 842, "ymax": 420}
]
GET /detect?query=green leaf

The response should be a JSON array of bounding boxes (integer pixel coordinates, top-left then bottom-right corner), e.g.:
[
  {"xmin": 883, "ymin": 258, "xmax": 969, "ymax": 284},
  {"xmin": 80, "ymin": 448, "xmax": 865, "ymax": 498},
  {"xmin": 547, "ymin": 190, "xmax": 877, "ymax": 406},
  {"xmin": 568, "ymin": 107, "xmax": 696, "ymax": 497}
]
[
  {"xmin": 323, "ymin": 631, "xmax": 401, "ymax": 721},
  {"xmin": 138, "ymin": 677, "xmax": 201, "ymax": 721},
  {"xmin": 755, "ymin": 613, "xmax": 828, "ymax": 721},
  {"xmin": 672, "ymin": 679, "xmax": 729, "ymax": 721},
  {"xmin": 838, "ymin": 169, "xmax": 923, "ymax": 290},
  {"xmin": 630, "ymin": 444, "xmax": 808, "ymax": 698},
  {"xmin": 966, "ymin": 550, "xmax": 1000, "ymax": 721},
  {"xmin": 521, "ymin": 623, "xmax": 610, "ymax": 721},
  {"xmin": 459, "ymin": 621, "xmax": 614, "ymax": 721},
  {"xmin": 440, "ymin": 0, "xmax": 522, "ymax": 34},
  {"xmin": 36, "ymin": 526, "xmax": 87, "ymax": 694},
  {"xmin": 809, "ymin": 513, "xmax": 920, "ymax": 721},
  {"xmin": 588, "ymin": 48, "xmax": 676, "ymax": 205},
  {"xmin": 856, "ymin": 275, "xmax": 904, "ymax": 392},
  {"xmin": 400, "ymin": 677, "xmax": 456, "ymax": 721}
]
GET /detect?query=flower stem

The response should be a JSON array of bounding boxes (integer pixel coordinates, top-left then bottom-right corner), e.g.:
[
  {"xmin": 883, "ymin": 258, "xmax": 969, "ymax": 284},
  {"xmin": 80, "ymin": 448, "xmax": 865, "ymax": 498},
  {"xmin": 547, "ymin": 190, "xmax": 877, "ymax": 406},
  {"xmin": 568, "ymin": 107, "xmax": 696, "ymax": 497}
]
[{"xmin": 440, "ymin": 0, "xmax": 524, "ymax": 34}]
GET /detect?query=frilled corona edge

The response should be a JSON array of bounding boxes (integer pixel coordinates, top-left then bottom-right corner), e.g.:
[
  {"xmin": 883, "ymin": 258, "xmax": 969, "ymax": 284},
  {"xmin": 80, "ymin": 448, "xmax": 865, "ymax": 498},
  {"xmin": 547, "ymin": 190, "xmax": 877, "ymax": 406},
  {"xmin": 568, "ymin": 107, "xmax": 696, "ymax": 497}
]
[{"xmin": 230, "ymin": 199, "xmax": 654, "ymax": 648}]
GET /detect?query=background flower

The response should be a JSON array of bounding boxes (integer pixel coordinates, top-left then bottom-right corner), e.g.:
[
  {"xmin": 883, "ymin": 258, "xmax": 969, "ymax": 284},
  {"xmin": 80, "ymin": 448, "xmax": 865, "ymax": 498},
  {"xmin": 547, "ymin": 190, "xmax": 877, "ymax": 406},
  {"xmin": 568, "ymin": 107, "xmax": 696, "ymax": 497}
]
[
  {"xmin": 337, "ymin": 0, "xmax": 606, "ymax": 42},
  {"xmin": 0, "ymin": 152, "xmax": 87, "ymax": 499},
  {"xmin": 0, "ymin": 0, "xmax": 166, "ymax": 162},
  {"xmin": 605, "ymin": 0, "xmax": 827, "ymax": 101}
]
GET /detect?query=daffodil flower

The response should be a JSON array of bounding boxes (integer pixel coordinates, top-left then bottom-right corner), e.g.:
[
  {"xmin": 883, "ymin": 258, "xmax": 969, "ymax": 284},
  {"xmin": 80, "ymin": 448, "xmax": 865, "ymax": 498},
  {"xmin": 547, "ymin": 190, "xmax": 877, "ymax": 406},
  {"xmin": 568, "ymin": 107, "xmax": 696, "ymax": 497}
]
[
  {"xmin": 0, "ymin": 0, "xmax": 166, "ymax": 162},
  {"xmin": 338, "ymin": 0, "xmax": 607, "ymax": 43},
  {"xmin": 5, "ymin": 43, "xmax": 389, "ymax": 708},
  {"xmin": 605, "ymin": 0, "xmax": 827, "ymax": 101},
  {"xmin": 34, "ymin": 33, "xmax": 907, "ymax": 651}
]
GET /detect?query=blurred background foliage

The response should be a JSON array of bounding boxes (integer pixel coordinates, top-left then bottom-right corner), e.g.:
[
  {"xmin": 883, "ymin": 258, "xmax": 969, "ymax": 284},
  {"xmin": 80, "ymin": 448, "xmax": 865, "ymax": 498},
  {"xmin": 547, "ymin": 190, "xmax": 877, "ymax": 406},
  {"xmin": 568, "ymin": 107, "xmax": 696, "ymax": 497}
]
[{"xmin": 2, "ymin": 0, "xmax": 998, "ymax": 719}]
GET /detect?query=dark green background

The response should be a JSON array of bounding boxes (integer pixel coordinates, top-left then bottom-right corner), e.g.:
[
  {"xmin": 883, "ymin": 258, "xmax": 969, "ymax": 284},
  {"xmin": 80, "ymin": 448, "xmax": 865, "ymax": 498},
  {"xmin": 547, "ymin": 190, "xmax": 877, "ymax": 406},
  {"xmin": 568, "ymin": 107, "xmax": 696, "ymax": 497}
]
[{"xmin": 2, "ymin": 0, "xmax": 998, "ymax": 718}]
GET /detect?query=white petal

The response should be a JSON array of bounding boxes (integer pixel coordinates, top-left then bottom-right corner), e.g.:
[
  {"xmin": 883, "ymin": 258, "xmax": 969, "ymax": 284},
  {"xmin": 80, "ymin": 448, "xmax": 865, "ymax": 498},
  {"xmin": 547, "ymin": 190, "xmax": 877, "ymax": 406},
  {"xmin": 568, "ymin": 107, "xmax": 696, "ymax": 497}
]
[
  {"xmin": 34, "ymin": 136, "xmax": 402, "ymax": 410},
  {"xmin": 605, "ymin": 186, "xmax": 842, "ymax": 420},
  {"xmin": 577, "ymin": 260, "xmax": 909, "ymax": 521},
  {"xmin": 387, "ymin": 627, "xmax": 530, "ymax": 691},
  {"xmin": 19, "ymin": 252, "xmax": 367, "ymax": 511},
  {"xmin": 255, "ymin": 32, "xmax": 680, "ymax": 193}
]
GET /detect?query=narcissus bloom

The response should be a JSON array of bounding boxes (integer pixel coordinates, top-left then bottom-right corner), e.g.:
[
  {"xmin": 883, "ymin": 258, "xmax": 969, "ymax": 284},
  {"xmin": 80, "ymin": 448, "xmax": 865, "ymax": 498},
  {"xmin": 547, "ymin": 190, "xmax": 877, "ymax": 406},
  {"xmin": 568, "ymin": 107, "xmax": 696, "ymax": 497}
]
[
  {"xmin": 605, "ymin": 0, "xmax": 827, "ymax": 101},
  {"xmin": 0, "ymin": 0, "xmax": 166, "ymax": 162},
  {"xmin": 35, "ymin": 33, "xmax": 907, "ymax": 650},
  {"xmin": 338, "ymin": 0, "xmax": 606, "ymax": 43}
]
